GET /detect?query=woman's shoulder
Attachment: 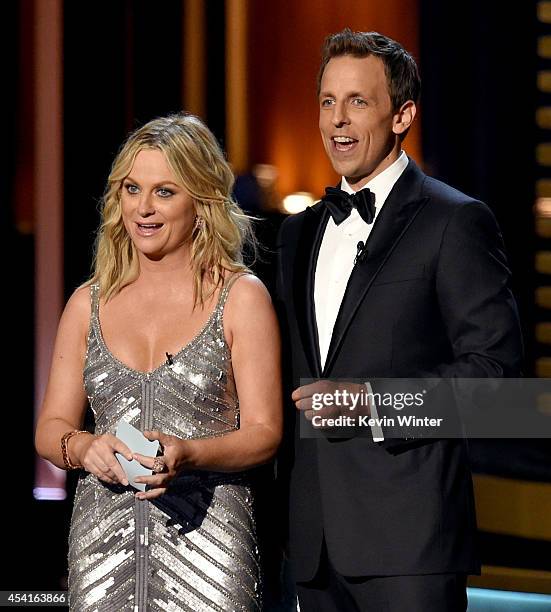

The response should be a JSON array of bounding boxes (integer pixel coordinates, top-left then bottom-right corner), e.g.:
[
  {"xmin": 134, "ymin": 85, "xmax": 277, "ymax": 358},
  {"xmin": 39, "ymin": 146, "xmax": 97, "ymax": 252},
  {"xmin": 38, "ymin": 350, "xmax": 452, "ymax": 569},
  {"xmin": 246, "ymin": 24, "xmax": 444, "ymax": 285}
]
[
  {"xmin": 222, "ymin": 273, "xmax": 273, "ymax": 328},
  {"xmin": 52, "ymin": 284, "xmax": 93, "ymax": 345},
  {"xmin": 225, "ymin": 272, "xmax": 271, "ymax": 305},
  {"xmin": 222, "ymin": 272, "xmax": 277, "ymax": 342},
  {"xmin": 62, "ymin": 284, "xmax": 93, "ymax": 324}
]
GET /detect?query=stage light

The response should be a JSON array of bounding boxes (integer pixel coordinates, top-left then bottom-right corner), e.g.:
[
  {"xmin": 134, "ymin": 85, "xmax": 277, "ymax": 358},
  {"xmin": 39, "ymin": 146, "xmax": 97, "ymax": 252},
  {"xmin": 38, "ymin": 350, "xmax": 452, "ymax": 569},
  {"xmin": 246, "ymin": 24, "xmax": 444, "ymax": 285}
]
[{"xmin": 282, "ymin": 192, "xmax": 316, "ymax": 214}]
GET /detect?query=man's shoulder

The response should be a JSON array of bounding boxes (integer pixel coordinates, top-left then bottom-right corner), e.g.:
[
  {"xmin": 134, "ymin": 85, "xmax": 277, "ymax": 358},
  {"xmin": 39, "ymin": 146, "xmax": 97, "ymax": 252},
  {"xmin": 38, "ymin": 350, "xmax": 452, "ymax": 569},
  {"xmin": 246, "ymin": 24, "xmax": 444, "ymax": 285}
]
[
  {"xmin": 277, "ymin": 200, "xmax": 324, "ymax": 241},
  {"xmin": 422, "ymin": 174, "xmax": 480, "ymax": 208},
  {"xmin": 419, "ymin": 174, "xmax": 498, "ymax": 234},
  {"xmin": 402, "ymin": 159, "xmax": 484, "ymax": 218}
]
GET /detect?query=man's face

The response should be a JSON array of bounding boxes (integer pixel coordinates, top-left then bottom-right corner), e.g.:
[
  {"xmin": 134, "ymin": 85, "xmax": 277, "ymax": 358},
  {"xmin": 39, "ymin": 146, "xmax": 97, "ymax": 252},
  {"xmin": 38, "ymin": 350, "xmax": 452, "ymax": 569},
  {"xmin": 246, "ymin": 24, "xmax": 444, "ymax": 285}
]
[{"xmin": 319, "ymin": 55, "xmax": 401, "ymax": 189}]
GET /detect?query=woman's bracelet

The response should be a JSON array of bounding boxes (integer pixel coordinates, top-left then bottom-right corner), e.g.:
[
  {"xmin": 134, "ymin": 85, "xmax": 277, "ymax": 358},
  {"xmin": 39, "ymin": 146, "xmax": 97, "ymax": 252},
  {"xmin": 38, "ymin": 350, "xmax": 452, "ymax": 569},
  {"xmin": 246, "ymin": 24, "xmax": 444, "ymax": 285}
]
[{"xmin": 60, "ymin": 430, "xmax": 90, "ymax": 470}]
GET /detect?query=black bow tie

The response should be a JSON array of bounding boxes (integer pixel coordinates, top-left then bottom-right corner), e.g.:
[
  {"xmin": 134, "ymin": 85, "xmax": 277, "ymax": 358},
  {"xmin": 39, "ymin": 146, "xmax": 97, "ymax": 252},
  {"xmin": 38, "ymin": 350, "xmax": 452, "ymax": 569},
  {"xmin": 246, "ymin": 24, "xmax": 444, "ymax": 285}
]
[{"xmin": 322, "ymin": 186, "xmax": 376, "ymax": 226}]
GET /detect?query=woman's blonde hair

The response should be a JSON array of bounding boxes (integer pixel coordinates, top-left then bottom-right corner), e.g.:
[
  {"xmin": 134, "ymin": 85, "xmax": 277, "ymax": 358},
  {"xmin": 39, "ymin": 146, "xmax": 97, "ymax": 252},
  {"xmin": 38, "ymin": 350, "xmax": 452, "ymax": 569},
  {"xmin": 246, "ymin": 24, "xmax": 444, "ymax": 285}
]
[{"xmin": 88, "ymin": 112, "xmax": 254, "ymax": 305}]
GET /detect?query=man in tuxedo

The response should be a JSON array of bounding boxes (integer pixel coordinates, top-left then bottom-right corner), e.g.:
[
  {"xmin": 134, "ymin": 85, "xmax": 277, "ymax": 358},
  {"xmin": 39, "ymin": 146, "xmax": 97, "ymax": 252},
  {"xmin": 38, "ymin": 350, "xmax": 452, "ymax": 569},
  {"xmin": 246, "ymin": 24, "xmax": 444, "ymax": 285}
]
[{"xmin": 275, "ymin": 29, "xmax": 522, "ymax": 611}]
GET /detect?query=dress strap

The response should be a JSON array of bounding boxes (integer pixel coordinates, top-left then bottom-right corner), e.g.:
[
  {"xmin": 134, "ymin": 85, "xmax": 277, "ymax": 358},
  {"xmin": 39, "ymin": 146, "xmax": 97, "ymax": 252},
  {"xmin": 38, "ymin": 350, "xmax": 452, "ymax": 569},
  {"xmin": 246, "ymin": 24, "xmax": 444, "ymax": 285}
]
[
  {"xmin": 89, "ymin": 282, "xmax": 100, "ymax": 321},
  {"xmin": 215, "ymin": 272, "xmax": 249, "ymax": 315}
]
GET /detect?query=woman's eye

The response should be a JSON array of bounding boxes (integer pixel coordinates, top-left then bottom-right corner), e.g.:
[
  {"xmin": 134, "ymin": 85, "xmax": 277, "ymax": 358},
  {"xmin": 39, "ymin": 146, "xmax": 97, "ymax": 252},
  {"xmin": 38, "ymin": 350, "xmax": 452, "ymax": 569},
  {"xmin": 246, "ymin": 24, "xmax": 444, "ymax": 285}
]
[
  {"xmin": 125, "ymin": 183, "xmax": 139, "ymax": 194},
  {"xmin": 157, "ymin": 188, "xmax": 173, "ymax": 198}
]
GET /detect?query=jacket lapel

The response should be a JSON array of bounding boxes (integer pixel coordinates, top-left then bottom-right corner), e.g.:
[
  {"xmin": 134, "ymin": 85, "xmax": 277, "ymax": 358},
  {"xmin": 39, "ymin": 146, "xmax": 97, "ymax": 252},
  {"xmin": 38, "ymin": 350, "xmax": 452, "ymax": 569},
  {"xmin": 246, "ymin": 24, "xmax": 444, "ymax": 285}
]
[
  {"xmin": 323, "ymin": 159, "xmax": 429, "ymax": 376},
  {"xmin": 292, "ymin": 200, "xmax": 329, "ymax": 378}
]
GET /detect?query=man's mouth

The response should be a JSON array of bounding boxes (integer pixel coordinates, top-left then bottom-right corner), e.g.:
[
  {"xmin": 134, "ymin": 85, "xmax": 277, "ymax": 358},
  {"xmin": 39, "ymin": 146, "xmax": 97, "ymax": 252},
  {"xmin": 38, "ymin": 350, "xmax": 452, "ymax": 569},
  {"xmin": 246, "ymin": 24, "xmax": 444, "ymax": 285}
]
[
  {"xmin": 332, "ymin": 136, "xmax": 358, "ymax": 153},
  {"xmin": 136, "ymin": 223, "xmax": 164, "ymax": 236}
]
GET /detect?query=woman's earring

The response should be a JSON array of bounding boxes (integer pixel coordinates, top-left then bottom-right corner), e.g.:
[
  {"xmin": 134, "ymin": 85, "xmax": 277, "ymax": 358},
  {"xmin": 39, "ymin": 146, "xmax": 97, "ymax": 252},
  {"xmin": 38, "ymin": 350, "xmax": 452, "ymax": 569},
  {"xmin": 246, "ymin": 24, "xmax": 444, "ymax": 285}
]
[{"xmin": 194, "ymin": 216, "xmax": 205, "ymax": 231}]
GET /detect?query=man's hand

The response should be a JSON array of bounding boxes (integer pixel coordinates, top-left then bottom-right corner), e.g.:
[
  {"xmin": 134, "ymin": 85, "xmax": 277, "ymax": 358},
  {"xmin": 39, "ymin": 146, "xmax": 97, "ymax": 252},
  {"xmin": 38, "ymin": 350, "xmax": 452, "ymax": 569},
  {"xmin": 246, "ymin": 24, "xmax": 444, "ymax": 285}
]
[{"xmin": 291, "ymin": 380, "xmax": 371, "ymax": 428}]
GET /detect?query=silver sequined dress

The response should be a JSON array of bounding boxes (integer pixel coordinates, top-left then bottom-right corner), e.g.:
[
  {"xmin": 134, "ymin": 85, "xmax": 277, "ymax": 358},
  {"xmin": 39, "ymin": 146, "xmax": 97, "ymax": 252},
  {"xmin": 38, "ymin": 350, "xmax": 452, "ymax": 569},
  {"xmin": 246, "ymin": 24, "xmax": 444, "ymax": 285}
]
[{"xmin": 68, "ymin": 275, "xmax": 261, "ymax": 611}]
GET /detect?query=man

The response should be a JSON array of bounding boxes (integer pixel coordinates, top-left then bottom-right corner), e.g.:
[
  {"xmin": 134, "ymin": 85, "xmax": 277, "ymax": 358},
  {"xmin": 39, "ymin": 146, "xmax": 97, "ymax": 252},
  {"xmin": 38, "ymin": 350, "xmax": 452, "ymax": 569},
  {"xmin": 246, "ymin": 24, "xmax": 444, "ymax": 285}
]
[{"xmin": 275, "ymin": 29, "xmax": 522, "ymax": 611}]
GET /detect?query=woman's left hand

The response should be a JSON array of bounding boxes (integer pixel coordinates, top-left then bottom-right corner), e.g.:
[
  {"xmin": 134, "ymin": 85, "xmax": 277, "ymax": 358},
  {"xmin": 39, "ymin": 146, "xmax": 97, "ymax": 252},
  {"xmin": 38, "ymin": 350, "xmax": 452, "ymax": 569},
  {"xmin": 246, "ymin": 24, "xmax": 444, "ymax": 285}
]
[{"xmin": 132, "ymin": 430, "xmax": 190, "ymax": 500}]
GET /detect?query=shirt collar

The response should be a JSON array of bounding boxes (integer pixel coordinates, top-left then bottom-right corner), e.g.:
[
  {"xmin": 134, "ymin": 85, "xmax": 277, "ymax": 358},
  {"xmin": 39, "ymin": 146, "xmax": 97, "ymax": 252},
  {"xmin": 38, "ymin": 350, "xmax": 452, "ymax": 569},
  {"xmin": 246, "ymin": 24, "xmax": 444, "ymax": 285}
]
[{"xmin": 340, "ymin": 151, "xmax": 409, "ymax": 212}]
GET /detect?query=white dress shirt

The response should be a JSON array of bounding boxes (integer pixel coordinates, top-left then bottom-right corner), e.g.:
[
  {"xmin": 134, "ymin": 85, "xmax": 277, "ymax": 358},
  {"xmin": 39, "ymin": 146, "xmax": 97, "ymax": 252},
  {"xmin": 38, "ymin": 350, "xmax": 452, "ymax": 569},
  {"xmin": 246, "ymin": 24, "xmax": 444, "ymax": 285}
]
[
  {"xmin": 314, "ymin": 151, "xmax": 409, "ymax": 367},
  {"xmin": 314, "ymin": 151, "xmax": 409, "ymax": 441}
]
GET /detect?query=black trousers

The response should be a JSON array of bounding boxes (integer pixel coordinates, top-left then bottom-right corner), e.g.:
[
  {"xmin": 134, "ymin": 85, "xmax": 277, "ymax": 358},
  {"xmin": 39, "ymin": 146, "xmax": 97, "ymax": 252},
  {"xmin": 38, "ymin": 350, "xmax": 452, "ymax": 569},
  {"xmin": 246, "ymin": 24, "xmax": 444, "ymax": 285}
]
[{"xmin": 296, "ymin": 540, "xmax": 468, "ymax": 612}]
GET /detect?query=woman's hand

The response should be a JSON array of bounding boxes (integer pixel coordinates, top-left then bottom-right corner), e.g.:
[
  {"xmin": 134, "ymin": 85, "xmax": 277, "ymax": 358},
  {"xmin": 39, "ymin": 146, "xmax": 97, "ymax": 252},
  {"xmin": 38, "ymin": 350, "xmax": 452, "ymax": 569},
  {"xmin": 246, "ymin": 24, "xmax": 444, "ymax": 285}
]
[
  {"xmin": 74, "ymin": 433, "xmax": 133, "ymax": 486},
  {"xmin": 132, "ymin": 430, "xmax": 191, "ymax": 500}
]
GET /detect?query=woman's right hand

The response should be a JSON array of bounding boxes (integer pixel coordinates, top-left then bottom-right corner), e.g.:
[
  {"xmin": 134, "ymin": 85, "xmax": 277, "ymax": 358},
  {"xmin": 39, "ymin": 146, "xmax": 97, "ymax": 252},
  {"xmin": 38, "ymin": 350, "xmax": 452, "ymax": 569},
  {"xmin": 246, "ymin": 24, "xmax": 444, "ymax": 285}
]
[{"xmin": 73, "ymin": 433, "xmax": 133, "ymax": 486}]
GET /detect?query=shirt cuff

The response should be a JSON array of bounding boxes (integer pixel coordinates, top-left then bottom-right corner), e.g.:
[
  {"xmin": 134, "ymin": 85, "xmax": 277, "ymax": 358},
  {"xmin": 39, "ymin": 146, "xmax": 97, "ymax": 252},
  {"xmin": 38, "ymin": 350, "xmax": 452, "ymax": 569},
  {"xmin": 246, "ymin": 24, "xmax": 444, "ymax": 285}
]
[{"xmin": 364, "ymin": 381, "xmax": 384, "ymax": 442}]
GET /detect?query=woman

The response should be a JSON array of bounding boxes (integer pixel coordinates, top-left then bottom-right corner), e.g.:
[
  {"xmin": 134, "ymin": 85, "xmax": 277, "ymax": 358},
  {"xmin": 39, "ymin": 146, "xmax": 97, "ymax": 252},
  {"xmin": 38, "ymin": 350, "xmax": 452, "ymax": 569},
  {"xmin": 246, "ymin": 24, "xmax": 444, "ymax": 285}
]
[{"xmin": 35, "ymin": 113, "xmax": 282, "ymax": 611}]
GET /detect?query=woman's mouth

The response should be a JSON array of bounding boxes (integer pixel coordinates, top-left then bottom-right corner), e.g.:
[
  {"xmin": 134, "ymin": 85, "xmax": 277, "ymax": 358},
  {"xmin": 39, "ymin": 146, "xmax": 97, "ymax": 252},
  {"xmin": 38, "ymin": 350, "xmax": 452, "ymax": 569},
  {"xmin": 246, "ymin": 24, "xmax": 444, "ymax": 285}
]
[{"xmin": 135, "ymin": 223, "xmax": 164, "ymax": 237}]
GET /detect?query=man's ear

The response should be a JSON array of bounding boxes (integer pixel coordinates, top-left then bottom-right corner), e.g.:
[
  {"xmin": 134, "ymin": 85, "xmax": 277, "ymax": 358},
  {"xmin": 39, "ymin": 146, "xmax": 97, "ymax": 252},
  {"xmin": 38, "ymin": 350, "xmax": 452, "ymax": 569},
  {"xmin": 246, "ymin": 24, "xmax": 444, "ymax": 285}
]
[{"xmin": 392, "ymin": 100, "xmax": 416, "ymax": 136}]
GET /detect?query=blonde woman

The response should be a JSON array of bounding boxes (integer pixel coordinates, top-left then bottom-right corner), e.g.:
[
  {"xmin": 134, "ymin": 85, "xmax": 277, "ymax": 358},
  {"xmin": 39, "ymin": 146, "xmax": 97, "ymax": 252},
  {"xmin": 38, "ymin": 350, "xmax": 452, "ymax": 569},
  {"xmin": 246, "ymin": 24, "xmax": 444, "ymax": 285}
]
[{"xmin": 35, "ymin": 113, "xmax": 282, "ymax": 611}]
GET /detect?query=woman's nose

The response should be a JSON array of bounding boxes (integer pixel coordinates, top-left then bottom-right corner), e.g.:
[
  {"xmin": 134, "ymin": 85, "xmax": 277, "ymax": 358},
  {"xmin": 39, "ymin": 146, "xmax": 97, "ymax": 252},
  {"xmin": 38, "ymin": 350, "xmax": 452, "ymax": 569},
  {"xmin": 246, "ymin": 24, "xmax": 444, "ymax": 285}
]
[{"xmin": 137, "ymin": 194, "xmax": 155, "ymax": 216}]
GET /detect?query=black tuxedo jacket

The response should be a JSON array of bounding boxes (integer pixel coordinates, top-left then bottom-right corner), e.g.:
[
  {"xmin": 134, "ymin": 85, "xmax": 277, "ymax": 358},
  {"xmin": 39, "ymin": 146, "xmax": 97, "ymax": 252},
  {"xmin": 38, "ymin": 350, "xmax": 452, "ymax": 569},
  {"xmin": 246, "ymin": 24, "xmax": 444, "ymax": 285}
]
[{"xmin": 274, "ymin": 158, "xmax": 523, "ymax": 581}]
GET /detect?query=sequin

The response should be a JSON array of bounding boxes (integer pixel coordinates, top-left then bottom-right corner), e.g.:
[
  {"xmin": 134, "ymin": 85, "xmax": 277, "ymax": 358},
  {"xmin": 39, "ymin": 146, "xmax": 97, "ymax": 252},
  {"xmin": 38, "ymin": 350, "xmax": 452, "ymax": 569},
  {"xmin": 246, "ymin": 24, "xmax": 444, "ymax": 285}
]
[{"xmin": 69, "ymin": 275, "xmax": 261, "ymax": 611}]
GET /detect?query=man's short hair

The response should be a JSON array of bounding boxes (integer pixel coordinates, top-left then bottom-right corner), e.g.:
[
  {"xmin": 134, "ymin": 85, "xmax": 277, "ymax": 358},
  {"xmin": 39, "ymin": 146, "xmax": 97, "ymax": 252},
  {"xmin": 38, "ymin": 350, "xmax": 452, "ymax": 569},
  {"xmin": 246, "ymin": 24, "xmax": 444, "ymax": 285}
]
[{"xmin": 317, "ymin": 28, "xmax": 421, "ymax": 111}]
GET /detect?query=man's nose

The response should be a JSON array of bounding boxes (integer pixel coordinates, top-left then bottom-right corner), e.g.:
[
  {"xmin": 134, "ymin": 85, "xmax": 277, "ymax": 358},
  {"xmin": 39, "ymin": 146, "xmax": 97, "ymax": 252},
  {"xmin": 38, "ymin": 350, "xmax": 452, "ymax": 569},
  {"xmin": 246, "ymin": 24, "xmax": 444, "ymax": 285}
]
[{"xmin": 332, "ymin": 102, "xmax": 350, "ymax": 126}]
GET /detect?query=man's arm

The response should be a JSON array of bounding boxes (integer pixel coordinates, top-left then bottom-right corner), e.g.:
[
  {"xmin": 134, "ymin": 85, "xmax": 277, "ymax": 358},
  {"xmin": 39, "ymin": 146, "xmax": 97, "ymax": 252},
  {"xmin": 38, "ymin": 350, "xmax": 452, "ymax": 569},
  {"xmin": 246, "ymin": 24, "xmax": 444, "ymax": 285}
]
[
  {"xmin": 433, "ymin": 200, "xmax": 523, "ymax": 377},
  {"xmin": 378, "ymin": 200, "xmax": 523, "ymax": 451}
]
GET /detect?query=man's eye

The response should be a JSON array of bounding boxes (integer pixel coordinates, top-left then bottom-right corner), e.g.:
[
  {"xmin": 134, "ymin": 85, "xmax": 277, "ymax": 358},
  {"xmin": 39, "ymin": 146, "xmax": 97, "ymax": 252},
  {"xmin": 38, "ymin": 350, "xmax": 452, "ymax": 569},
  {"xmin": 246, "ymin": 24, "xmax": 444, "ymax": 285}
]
[
  {"xmin": 352, "ymin": 98, "xmax": 367, "ymax": 106},
  {"xmin": 125, "ymin": 184, "xmax": 139, "ymax": 194},
  {"xmin": 321, "ymin": 98, "xmax": 334, "ymax": 107}
]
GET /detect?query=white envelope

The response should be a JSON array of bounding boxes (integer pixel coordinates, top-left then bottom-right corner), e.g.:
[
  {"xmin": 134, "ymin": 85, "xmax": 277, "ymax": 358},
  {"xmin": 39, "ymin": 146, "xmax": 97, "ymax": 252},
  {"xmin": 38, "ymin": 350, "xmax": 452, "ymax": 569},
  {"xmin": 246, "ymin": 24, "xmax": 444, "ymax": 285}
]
[{"xmin": 115, "ymin": 420, "xmax": 160, "ymax": 492}]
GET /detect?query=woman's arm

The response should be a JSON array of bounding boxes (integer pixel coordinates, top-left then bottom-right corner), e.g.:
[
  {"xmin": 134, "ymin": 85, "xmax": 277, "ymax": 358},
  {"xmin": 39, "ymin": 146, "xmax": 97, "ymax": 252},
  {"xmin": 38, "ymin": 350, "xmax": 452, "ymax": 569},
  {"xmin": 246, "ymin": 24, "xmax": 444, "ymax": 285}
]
[
  {"xmin": 135, "ymin": 275, "xmax": 283, "ymax": 498},
  {"xmin": 34, "ymin": 287, "xmax": 132, "ymax": 484}
]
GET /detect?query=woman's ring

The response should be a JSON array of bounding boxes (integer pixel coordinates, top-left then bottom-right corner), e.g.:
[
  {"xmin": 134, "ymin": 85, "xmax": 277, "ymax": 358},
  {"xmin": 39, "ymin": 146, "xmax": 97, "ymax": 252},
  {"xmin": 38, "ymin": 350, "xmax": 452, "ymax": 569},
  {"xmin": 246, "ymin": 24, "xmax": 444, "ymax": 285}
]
[{"xmin": 152, "ymin": 456, "xmax": 166, "ymax": 474}]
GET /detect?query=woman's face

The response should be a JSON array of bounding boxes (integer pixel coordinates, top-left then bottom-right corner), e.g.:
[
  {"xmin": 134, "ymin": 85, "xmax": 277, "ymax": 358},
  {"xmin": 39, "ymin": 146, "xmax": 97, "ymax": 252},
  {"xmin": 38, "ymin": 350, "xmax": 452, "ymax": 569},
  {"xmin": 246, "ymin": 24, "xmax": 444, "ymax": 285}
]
[{"xmin": 121, "ymin": 148, "xmax": 195, "ymax": 260}]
